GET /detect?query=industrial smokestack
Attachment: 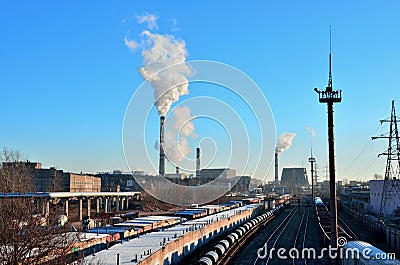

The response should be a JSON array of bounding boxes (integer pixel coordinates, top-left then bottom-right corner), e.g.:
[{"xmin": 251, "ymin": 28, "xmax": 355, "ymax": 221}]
[
  {"xmin": 176, "ymin": 166, "xmax": 179, "ymax": 174},
  {"xmin": 159, "ymin": 116, "xmax": 165, "ymax": 177},
  {"xmin": 275, "ymin": 152, "xmax": 279, "ymax": 185},
  {"xmin": 196, "ymin": 147, "xmax": 200, "ymax": 178}
]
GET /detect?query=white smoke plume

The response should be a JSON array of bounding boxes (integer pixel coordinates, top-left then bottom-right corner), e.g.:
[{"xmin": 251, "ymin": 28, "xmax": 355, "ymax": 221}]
[
  {"xmin": 276, "ymin": 132, "xmax": 296, "ymax": 154},
  {"xmin": 169, "ymin": 18, "xmax": 179, "ymax": 32},
  {"xmin": 138, "ymin": 30, "xmax": 192, "ymax": 117},
  {"xmin": 124, "ymin": 36, "xmax": 138, "ymax": 51},
  {"xmin": 135, "ymin": 13, "xmax": 159, "ymax": 30},
  {"xmin": 305, "ymin": 126, "xmax": 316, "ymax": 137},
  {"xmin": 164, "ymin": 106, "xmax": 197, "ymax": 163}
]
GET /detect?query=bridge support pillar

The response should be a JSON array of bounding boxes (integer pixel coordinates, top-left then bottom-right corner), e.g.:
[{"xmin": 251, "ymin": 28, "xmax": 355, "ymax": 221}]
[
  {"xmin": 125, "ymin": 197, "xmax": 130, "ymax": 210},
  {"xmin": 96, "ymin": 198, "xmax": 100, "ymax": 214},
  {"xmin": 43, "ymin": 199, "xmax": 50, "ymax": 217},
  {"xmin": 78, "ymin": 198, "xmax": 83, "ymax": 221},
  {"xmin": 64, "ymin": 200, "xmax": 69, "ymax": 217},
  {"xmin": 104, "ymin": 197, "xmax": 109, "ymax": 213},
  {"xmin": 86, "ymin": 198, "xmax": 91, "ymax": 218},
  {"xmin": 116, "ymin": 197, "xmax": 120, "ymax": 212},
  {"xmin": 120, "ymin": 197, "xmax": 124, "ymax": 211}
]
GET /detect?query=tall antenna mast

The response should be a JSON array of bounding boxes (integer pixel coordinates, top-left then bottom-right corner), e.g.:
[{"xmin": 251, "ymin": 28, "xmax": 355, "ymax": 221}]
[
  {"xmin": 309, "ymin": 147, "xmax": 316, "ymax": 204},
  {"xmin": 314, "ymin": 26, "xmax": 342, "ymax": 250},
  {"xmin": 328, "ymin": 26, "xmax": 332, "ymax": 88}
]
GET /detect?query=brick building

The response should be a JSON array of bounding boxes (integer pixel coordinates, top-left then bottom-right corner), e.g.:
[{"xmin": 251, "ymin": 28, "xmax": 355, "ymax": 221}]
[{"xmin": 2, "ymin": 161, "xmax": 101, "ymax": 192}]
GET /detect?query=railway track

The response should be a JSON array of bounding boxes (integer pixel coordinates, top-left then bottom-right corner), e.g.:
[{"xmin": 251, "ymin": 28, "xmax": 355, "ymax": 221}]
[
  {"xmin": 225, "ymin": 205, "xmax": 325, "ymax": 265},
  {"xmin": 256, "ymin": 207, "xmax": 300, "ymax": 265},
  {"xmin": 338, "ymin": 214, "xmax": 359, "ymax": 241},
  {"xmin": 293, "ymin": 209, "xmax": 309, "ymax": 265}
]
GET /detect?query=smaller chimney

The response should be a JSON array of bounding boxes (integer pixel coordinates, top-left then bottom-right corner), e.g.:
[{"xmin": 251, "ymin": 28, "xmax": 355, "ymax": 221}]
[
  {"xmin": 159, "ymin": 116, "xmax": 165, "ymax": 177},
  {"xmin": 176, "ymin": 167, "xmax": 180, "ymax": 174},
  {"xmin": 275, "ymin": 152, "xmax": 279, "ymax": 185},
  {"xmin": 196, "ymin": 147, "xmax": 200, "ymax": 178}
]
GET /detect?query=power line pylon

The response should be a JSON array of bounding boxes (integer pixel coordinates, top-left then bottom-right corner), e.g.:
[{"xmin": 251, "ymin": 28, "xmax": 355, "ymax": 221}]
[{"xmin": 372, "ymin": 100, "xmax": 400, "ymax": 218}]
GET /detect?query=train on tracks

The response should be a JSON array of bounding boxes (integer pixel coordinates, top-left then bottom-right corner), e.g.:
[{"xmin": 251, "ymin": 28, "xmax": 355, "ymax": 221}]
[
  {"xmin": 195, "ymin": 205, "xmax": 285, "ymax": 265},
  {"xmin": 341, "ymin": 240, "xmax": 400, "ymax": 265},
  {"xmin": 315, "ymin": 197, "xmax": 400, "ymax": 264}
]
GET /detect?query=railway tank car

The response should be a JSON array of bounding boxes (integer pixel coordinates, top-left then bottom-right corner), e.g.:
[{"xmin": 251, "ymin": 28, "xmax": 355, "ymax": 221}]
[
  {"xmin": 314, "ymin": 197, "xmax": 324, "ymax": 206},
  {"xmin": 341, "ymin": 240, "xmax": 400, "ymax": 265}
]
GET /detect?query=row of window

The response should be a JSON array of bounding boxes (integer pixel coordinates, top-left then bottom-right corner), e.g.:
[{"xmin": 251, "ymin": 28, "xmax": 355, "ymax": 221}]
[{"xmin": 72, "ymin": 181, "xmax": 100, "ymax": 186}]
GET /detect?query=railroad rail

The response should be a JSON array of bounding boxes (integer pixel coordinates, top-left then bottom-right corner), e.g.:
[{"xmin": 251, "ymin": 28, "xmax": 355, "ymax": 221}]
[
  {"xmin": 293, "ymin": 209, "xmax": 310, "ymax": 265},
  {"xmin": 216, "ymin": 204, "xmax": 322, "ymax": 265},
  {"xmin": 314, "ymin": 197, "xmax": 354, "ymax": 246},
  {"xmin": 194, "ymin": 205, "xmax": 288, "ymax": 265}
]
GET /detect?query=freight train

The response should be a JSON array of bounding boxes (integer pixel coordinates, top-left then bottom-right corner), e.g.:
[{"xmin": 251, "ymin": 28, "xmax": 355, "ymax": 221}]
[
  {"xmin": 196, "ymin": 205, "xmax": 285, "ymax": 265},
  {"xmin": 341, "ymin": 240, "xmax": 400, "ymax": 265}
]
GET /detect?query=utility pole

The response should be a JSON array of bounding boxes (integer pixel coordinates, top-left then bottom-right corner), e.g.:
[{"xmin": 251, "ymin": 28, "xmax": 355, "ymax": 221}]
[
  {"xmin": 309, "ymin": 149, "xmax": 316, "ymax": 204},
  {"xmin": 371, "ymin": 100, "xmax": 400, "ymax": 218},
  {"xmin": 315, "ymin": 163, "xmax": 319, "ymax": 196},
  {"xmin": 314, "ymin": 28, "xmax": 342, "ymax": 249}
]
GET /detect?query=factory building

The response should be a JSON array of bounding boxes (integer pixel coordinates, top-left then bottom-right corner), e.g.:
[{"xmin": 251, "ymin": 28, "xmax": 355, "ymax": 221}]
[
  {"xmin": 97, "ymin": 171, "xmax": 142, "ymax": 192},
  {"xmin": 230, "ymin": 176, "xmax": 251, "ymax": 194},
  {"xmin": 165, "ymin": 173, "xmax": 190, "ymax": 179},
  {"xmin": 66, "ymin": 173, "xmax": 101, "ymax": 192},
  {"xmin": 370, "ymin": 179, "xmax": 400, "ymax": 216},
  {"xmin": 1, "ymin": 161, "xmax": 101, "ymax": 192},
  {"xmin": 199, "ymin": 168, "xmax": 236, "ymax": 180}
]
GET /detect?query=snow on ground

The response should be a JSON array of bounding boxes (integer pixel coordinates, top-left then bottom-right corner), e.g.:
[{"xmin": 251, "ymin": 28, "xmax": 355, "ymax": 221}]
[{"xmin": 84, "ymin": 204, "xmax": 259, "ymax": 265}]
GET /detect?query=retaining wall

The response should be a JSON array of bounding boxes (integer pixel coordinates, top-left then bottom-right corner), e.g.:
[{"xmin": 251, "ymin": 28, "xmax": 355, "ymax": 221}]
[
  {"xmin": 341, "ymin": 204, "xmax": 400, "ymax": 252},
  {"xmin": 138, "ymin": 205, "xmax": 262, "ymax": 265}
]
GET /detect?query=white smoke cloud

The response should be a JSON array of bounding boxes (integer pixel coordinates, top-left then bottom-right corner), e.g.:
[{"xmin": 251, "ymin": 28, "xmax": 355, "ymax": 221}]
[
  {"xmin": 164, "ymin": 106, "xmax": 197, "ymax": 163},
  {"xmin": 305, "ymin": 126, "xmax": 316, "ymax": 137},
  {"xmin": 124, "ymin": 36, "xmax": 138, "ymax": 51},
  {"xmin": 169, "ymin": 18, "xmax": 179, "ymax": 32},
  {"xmin": 138, "ymin": 30, "xmax": 192, "ymax": 117},
  {"xmin": 276, "ymin": 132, "xmax": 296, "ymax": 154},
  {"xmin": 135, "ymin": 13, "xmax": 159, "ymax": 30}
]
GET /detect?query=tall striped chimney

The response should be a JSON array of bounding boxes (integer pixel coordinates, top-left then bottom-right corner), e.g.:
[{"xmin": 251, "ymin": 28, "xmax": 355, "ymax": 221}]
[
  {"xmin": 196, "ymin": 147, "xmax": 200, "ymax": 178},
  {"xmin": 275, "ymin": 152, "xmax": 279, "ymax": 185},
  {"xmin": 159, "ymin": 116, "xmax": 165, "ymax": 177}
]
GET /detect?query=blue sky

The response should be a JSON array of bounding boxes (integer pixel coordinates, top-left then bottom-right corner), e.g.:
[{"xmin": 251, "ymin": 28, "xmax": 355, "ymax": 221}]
[{"xmin": 1, "ymin": 1, "xmax": 399, "ymax": 182}]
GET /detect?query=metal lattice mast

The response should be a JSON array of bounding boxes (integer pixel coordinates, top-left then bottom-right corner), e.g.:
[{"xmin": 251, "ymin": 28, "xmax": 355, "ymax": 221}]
[
  {"xmin": 372, "ymin": 100, "xmax": 400, "ymax": 217},
  {"xmin": 314, "ymin": 27, "xmax": 342, "ymax": 249},
  {"xmin": 309, "ymin": 149, "xmax": 316, "ymax": 204}
]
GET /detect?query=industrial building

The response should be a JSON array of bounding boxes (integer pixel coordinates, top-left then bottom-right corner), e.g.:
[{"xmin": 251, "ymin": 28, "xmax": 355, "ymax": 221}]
[
  {"xmin": 165, "ymin": 167, "xmax": 191, "ymax": 180},
  {"xmin": 2, "ymin": 161, "xmax": 101, "ymax": 192},
  {"xmin": 67, "ymin": 173, "xmax": 101, "ymax": 192},
  {"xmin": 97, "ymin": 170, "xmax": 142, "ymax": 192},
  {"xmin": 370, "ymin": 179, "xmax": 400, "ymax": 216},
  {"xmin": 230, "ymin": 176, "xmax": 251, "ymax": 194},
  {"xmin": 199, "ymin": 168, "xmax": 236, "ymax": 180}
]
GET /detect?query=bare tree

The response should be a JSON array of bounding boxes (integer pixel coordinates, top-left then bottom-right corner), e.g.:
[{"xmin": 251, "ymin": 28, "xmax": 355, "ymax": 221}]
[
  {"xmin": 0, "ymin": 148, "xmax": 83, "ymax": 264},
  {"xmin": 0, "ymin": 147, "xmax": 33, "ymax": 192}
]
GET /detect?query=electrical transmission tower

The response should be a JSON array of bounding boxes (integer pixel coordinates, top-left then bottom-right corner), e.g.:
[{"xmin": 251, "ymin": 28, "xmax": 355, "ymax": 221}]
[{"xmin": 372, "ymin": 100, "xmax": 400, "ymax": 218}]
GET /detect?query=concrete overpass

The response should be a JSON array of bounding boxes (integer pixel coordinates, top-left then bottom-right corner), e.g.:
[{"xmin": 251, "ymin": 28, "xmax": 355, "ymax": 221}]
[{"xmin": 0, "ymin": 192, "xmax": 141, "ymax": 220}]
